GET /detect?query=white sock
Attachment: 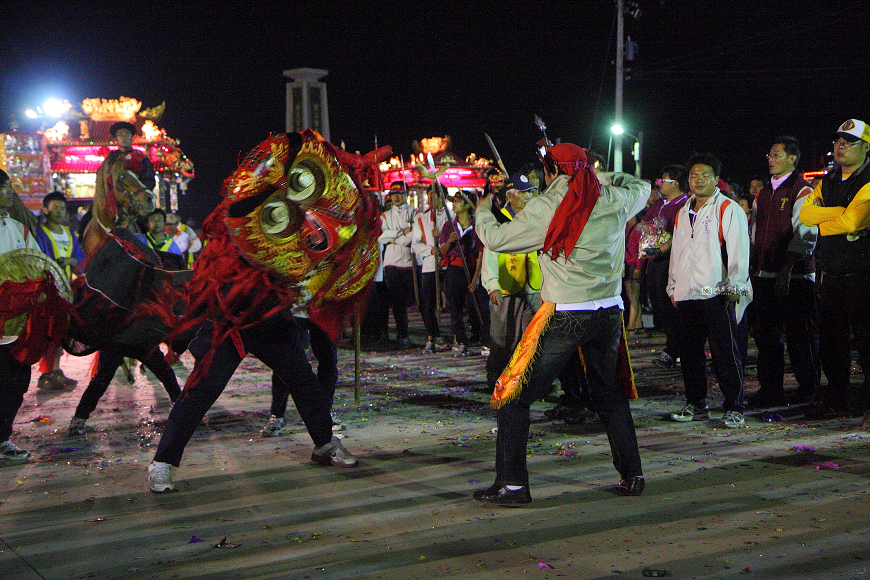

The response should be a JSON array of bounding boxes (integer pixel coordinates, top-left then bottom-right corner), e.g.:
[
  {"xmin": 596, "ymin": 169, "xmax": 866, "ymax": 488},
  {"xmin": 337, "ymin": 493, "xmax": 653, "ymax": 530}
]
[{"xmin": 505, "ymin": 485, "xmax": 524, "ymax": 491}]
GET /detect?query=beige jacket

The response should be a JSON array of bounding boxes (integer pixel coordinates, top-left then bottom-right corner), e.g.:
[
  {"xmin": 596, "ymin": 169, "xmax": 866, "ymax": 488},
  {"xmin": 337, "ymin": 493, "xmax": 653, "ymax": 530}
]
[{"xmin": 476, "ymin": 173, "xmax": 649, "ymax": 305}]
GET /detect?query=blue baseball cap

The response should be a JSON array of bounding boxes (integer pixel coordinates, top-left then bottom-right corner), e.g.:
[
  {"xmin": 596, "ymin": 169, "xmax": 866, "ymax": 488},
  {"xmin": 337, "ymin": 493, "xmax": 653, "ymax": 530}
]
[{"xmin": 505, "ymin": 173, "xmax": 535, "ymax": 192}]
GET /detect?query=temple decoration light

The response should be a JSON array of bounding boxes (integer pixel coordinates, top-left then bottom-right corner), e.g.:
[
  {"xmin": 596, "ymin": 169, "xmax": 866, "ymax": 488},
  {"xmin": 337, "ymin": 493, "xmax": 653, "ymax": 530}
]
[
  {"xmin": 44, "ymin": 121, "xmax": 69, "ymax": 142},
  {"xmin": 81, "ymin": 96, "xmax": 142, "ymax": 121},
  {"xmin": 140, "ymin": 120, "xmax": 163, "ymax": 141},
  {"xmin": 416, "ymin": 136, "xmax": 451, "ymax": 154}
]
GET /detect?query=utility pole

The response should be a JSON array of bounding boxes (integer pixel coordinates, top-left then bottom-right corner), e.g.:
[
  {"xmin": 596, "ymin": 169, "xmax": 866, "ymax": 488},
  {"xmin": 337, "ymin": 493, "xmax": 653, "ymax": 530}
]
[{"xmin": 614, "ymin": 0, "xmax": 624, "ymax": 173}]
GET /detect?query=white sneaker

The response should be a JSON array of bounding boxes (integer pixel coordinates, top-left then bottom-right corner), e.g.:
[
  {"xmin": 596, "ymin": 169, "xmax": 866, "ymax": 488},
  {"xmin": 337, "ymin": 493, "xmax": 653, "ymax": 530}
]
[
  {"xmin": 68, "ymin": 416, "xmax": 86, "ymax": 436},
  {"xmin": 0, "ymin": 440, "xmax": 30, "ymax": 464},
  {"xmin": 311, "ymin": 436, "xmax": 358, "ymax": 468},
  {"xmin": 331, "ymin": 411, "xmax": 346, "ymax": 432},
  {"xmin": 433, "ymin": 337, "xmax": 452, "ymax": 352},
  {"xmin": 148, "ymin": 461, "xmax": 175, "ymax": 492},
  {"xmin": 720, "ymin": 410, "xmax": 746, "ymax": 429},
  {"xmin": 670, "ymin": 403, "xmax": 710, "ymax": 422},
  {"xmin": 261, "ymin": 415, "xmax": 286, "ymax": 437}
]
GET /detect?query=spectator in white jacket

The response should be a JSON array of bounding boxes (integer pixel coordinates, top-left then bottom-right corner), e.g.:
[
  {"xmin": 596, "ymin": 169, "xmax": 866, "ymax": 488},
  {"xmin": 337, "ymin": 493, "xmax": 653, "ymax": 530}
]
[
  {"xmin": 377, "ymin": 182, "xmax": 417, "ymax": 347},
  {"xmin": 411, "ymin": 186, "xmax": 450, "ymax": 352},
  {"xmin": 667, "ymin": 153, "xmax": 752, "ymax": 429}
]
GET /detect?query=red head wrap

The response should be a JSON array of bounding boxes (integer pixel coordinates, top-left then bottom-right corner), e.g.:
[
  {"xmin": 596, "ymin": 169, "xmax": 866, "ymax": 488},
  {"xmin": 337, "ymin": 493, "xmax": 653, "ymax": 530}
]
[{"xmin": 542, "ymin": 144, "xmax": 601, "ymax": 259}]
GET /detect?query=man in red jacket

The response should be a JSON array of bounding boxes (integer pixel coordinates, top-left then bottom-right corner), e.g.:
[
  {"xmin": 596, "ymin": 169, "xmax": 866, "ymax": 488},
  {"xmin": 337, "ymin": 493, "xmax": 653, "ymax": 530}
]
[{"xmin": 749, "ymin": 136, "xmax": 820, "ymax": 409}]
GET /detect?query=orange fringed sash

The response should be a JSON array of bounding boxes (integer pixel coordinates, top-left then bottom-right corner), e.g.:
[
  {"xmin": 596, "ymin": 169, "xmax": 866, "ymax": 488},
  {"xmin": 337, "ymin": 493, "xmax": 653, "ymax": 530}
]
[{"xmin": 490, "ymin": 302, "xmax": 637, "ymax": 409}]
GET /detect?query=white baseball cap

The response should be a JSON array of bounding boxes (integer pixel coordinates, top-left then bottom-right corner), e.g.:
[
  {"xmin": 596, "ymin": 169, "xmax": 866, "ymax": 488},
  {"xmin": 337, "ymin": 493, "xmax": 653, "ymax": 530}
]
[{"xmin": 837, "ymin": 119, "xmax": 870, "ymax": 143}]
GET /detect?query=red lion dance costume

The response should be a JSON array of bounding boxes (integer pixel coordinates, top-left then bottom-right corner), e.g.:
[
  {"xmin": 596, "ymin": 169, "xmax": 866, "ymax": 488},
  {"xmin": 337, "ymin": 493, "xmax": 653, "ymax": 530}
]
[{"xmin": 149, "ymin": 129, "xmax": 390, "ymax": 388}]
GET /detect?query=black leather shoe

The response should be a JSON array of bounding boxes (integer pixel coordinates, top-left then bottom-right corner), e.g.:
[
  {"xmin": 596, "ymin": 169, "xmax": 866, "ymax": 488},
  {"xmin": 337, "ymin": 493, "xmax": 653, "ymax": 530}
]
[
  {"xmin": 473, "ymin": 485, "xmax": 532, "ymax": 506},
  {"xmin": 616, "ymin": 476, "xmax": 645, "ymax": 496}
]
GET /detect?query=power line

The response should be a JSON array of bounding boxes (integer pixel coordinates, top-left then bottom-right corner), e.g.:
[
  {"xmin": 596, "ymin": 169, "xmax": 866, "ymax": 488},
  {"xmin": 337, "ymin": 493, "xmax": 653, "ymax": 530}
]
[{"xmin": 641, "ymin": 7, "xmax": 870, "ymax": 75}]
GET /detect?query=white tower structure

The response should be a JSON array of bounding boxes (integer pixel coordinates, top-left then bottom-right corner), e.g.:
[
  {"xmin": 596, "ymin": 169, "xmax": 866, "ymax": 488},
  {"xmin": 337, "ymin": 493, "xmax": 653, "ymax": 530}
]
[{"xmin": 283, "ymin": 68, "xmax": 330, "ymax": 141}]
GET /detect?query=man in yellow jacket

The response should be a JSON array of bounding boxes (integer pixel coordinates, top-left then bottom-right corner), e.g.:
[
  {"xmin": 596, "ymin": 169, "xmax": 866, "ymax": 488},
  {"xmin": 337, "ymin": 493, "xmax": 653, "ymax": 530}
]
[{"xmin": 799, "ymin": 118, "xmax": 870, "ymax": 421}]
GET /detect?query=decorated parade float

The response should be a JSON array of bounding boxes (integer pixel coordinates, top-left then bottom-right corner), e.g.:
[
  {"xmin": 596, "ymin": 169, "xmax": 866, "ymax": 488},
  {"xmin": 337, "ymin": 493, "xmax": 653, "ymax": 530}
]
[
  {"xmin": 378, "ymin": 136, "xmax": 497, "ymax": 208},
  {"xmin": 0, "ymin": 96, "xmax": 193, "ymax": 211}
]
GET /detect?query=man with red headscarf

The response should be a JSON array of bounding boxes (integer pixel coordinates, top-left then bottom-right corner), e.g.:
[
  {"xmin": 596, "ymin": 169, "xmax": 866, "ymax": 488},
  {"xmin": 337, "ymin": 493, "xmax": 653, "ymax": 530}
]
[{"xmin": 473, "ymin": 143, "xmax": 650, "ymax": 505}]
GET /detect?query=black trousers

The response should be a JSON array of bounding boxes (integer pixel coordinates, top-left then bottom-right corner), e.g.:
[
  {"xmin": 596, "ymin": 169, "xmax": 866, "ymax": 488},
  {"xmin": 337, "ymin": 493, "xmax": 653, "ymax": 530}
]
[
  {"xmin": 74, "ymin": 345, "xmax": 181, "ymax": 420},
  {"xmin": 383, "ymin": 266, "xmax": 414, "ymax": 339},
  {"xmin": 420, "ymin": 270, "xmax": 442, "ymax": 339},
  {"xmin": 361, "ymin": 282, "xmax": 389, "ymax": 341},
  {"xmin": 271, "ymin": 318, "xmax": 337, "ymax": 417},
  {"xmin": 676, "ymin": 296, "xmax": 744, "ymax": 412},
  {"xmin": 752, "ymin": 276, "xmax": 820, "ymax": 398},
  {"xmin": 0, "ymin": 345, "xmax": 31, "ymax": 442},
  {"xmin": 646, "ymin": 257, "xmax": 679, "ymax": 358},
  {"xmin": 444, "ymin": 265, "xmax": 489, "ymax": 345},
  {"xmin": 154, "ymin": 315, "xmax": 332, "ymax": 466},
  {"xmin": 817, "ymin": 270, "xmax": 870, "ymax": 410}
]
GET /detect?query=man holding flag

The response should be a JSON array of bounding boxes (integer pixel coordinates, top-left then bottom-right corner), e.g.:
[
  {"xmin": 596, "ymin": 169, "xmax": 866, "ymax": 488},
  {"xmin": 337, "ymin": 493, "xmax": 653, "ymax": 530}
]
[{"xmin": 473, "ymin": 143, "xmax": 649, "ymax": 505}]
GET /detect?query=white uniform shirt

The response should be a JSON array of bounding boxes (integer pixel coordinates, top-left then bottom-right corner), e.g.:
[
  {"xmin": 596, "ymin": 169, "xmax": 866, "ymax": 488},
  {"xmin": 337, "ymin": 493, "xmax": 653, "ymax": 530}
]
[
  {"xmin": 377, "ymin": 203, "xmax": 416, "ymax": 268},
  {"xmin": 1, "ymin": 213, "xmax": 40, "ymax": 254},
  {"xmin": 411, "ymin": 207, "xmax": 448, "ymax": 273}
]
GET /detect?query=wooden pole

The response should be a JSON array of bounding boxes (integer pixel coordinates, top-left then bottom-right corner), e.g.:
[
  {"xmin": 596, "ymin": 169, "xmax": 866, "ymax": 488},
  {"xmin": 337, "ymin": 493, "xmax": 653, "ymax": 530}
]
[{"xmin": 354, "ymin": 315, "xmax": 361, "ymax": 407}]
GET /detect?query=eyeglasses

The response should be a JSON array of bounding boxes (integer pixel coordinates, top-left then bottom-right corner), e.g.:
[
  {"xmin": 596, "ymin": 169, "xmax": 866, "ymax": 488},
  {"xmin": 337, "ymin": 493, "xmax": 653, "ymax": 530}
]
[
  {"xmin": 766, "ymin": 153, "xmax": 787, "ymax": 160},
  {"xmin": 655, "ymin": 178, "xmax": 676, "ymax": 187},
  {"xmin": 833, "ymin": 138, "xmax": 864, "ymax": 150}
]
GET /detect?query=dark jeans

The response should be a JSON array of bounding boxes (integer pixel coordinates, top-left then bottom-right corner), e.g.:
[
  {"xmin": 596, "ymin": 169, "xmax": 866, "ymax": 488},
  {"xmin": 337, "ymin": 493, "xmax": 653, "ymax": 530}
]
[
  {"xmin": 752, "ymin": 276, "xmax": 820, "ymax": 397},
  {"xmin": 271, "ymin": 317, "xmax": 337, "ymax": 417},
  {"xmin": 420, "ymin": 270, "xmax": 442, "ymax": 339},
  {"xmin": 0, "ymin": 344, "xmax": 31, "ymax": 442},
  {"xmin": 154, "ymin": 315, "xmax": 332, "ymax": 466},
  {"xmin": 383, "ymin": 266, "xmax": 414, "ymax": 339},
  {"xmin": 444, "ymin": 265, "xmax": 489, "ymax": 345},
  {"xmin": 646, "ymin": 257, "xmax": 679, "ymax": 358},
  {"xmin": 817, "ymin": 270, "xmax": 870, "ymax": 409},
  {"xmin": 75, "ymin": 346, "xmax": 181, "ymax": 420},
  {"xmin": 676, "ymin": 296, "xmax": 744, "ymax": 412},
  {"xmin": 558, "ymin": 350, "xmax": 590, "ymax": 406},
  {"xmin": 495, "ymin": 307, "xmax": 642, "ymax": 487}
]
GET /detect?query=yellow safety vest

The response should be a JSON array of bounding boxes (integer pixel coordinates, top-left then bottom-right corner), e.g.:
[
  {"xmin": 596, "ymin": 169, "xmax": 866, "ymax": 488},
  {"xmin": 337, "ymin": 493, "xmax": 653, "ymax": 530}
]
[
  {"xmin": 39, "ymin": 224, "xmax": 75, "ymax": 279},
  {"xmin": 497, "ymin": 208, "xmax": 542, "ymax": 294}
]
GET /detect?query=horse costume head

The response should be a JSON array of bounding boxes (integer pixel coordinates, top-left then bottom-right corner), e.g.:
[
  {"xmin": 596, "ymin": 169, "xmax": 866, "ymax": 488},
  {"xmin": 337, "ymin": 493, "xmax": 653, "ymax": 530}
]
[
  {"xmin": 106, "ymin": 163, "xmax": 155, "ymax": 226},
  {"xmin": 82, "ymin": 158, "xmax": 156, "ymax": 256}
]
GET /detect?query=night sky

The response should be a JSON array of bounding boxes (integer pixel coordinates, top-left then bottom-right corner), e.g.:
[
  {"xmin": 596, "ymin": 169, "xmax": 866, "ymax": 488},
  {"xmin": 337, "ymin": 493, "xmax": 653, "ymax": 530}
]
[{"xmin": 2, "ymin": 0, "xmax": 868, "ymax": 223}]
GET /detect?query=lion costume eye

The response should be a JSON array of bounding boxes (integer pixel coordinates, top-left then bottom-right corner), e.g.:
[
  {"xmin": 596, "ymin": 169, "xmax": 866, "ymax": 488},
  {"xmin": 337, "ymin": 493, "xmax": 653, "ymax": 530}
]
[
  {"xmin": 260, "ymin": 192, "xmax": 303, "ymax": 236},
  {"xmin": 286, "ymin": 159, "xmax": 325, "ymax": 204}
]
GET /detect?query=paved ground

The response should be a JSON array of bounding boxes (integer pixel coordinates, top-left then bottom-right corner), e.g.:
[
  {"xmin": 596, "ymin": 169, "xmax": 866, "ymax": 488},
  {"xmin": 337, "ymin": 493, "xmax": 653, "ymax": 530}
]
[{"xmin": 1, "ymin": 312, "xmax": 869, "ymax": 580}]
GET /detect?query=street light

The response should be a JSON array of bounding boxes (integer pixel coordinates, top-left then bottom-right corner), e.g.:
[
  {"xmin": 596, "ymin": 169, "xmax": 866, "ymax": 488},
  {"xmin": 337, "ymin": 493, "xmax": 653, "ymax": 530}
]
[
  {"xmin": 611, "ymin": 124, "xmax": 643, "ymax": 178},
  {"xmin": 23, "ymin": 99, "xmax": 72, "ymax": 121}
]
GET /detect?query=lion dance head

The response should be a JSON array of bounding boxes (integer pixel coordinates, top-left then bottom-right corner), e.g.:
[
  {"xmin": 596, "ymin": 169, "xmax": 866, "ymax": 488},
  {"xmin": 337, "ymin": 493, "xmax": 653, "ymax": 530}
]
[{"xmin": 151, "ymin": 130, "xmax": 390, "ymax": 387}]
